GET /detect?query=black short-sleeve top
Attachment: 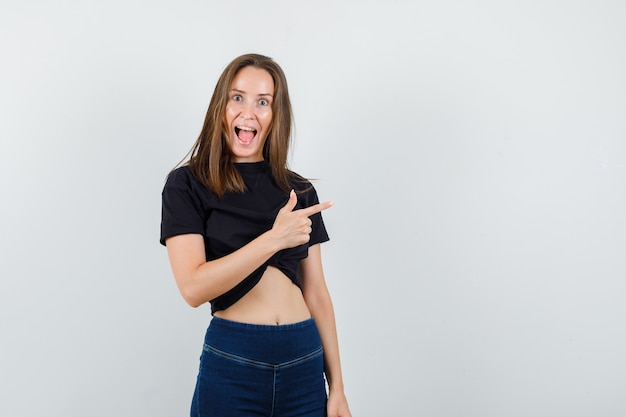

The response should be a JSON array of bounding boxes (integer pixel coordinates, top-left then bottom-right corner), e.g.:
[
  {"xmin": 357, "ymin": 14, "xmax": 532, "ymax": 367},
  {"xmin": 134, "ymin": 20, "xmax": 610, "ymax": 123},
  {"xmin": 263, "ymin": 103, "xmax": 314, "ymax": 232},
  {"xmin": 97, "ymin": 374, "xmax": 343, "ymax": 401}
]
[{"xmin": 160, "ymin": 161, "xmax": 329, "ymax": 313}]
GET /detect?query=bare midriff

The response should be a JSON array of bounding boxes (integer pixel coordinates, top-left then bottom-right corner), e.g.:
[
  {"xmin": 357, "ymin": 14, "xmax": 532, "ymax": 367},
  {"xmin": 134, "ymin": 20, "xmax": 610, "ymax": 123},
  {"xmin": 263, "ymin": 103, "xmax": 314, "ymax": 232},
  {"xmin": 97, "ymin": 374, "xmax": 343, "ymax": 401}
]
[{"xmin": 213, "ymin": 266, "xmax": 311, "ymax": 325}]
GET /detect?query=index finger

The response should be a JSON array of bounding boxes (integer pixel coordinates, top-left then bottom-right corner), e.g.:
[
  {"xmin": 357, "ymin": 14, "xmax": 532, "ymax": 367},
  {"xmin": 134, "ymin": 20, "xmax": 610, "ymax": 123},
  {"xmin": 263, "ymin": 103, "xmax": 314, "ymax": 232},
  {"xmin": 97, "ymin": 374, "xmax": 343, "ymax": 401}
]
[{"xmin": 299, "ymin": 200, "xmax": 334, "ymax": 217}]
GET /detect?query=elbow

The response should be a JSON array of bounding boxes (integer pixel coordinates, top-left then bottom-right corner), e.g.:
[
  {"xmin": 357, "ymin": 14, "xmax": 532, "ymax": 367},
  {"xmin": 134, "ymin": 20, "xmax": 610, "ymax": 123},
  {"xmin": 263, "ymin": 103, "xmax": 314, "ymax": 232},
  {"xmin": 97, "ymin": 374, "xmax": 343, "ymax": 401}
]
[
  {"xmin": 175, "ymin": 272, "xmax": 209, "ymax": 308},
  {"xmin": 180, "ymin": 287, "xmax": 205, "ymax": 308},
  {"xmin": 304, "ymin": 291, "xmax": 332, "ymax": 315}
]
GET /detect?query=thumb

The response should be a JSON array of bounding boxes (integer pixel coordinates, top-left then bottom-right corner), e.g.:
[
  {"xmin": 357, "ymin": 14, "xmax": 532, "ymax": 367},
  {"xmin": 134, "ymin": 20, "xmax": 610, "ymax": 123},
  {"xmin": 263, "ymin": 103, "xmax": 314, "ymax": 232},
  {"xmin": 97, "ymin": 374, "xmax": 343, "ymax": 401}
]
[{"xmin": 280, "ymin": 189, "xmax": 298, "ymax": 213}]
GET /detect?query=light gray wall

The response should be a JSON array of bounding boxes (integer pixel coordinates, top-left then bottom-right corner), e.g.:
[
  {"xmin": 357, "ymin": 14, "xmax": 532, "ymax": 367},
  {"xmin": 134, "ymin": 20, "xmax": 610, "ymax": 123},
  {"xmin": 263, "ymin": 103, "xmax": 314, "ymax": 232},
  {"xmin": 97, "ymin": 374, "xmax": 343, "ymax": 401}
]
[{"xmin": 2, "ymin": 1, "xmax": 625, "ymax": 416}]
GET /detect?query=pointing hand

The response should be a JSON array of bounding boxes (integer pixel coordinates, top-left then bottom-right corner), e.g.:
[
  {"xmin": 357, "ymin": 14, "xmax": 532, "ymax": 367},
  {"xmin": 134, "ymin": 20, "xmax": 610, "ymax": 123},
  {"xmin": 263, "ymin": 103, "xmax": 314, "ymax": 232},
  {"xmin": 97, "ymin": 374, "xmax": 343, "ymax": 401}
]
[{"xmin": 271, "ymin": 190, "xmax": 333, "ymax": 249}]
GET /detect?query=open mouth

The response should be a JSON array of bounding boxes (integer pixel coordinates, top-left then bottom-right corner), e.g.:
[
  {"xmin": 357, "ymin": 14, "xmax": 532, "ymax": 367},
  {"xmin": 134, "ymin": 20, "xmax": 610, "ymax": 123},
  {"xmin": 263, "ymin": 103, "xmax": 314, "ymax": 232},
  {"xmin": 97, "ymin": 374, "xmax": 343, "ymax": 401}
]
[{"xmin": 235, "ymin": 126, "xmax": 257, "ymax": 144}]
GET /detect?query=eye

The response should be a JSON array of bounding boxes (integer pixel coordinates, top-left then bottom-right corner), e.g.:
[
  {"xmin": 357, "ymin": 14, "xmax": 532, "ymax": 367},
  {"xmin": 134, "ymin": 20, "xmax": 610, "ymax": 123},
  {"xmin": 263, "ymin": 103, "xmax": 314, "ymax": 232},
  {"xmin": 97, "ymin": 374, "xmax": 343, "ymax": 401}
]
[
  {"xmin": 258, "ymin": 98, "xmax": 269, "ymax": 106},
  {"xmin": 232, "ymin": 94, "xmax": 243, "ymax": 102}
]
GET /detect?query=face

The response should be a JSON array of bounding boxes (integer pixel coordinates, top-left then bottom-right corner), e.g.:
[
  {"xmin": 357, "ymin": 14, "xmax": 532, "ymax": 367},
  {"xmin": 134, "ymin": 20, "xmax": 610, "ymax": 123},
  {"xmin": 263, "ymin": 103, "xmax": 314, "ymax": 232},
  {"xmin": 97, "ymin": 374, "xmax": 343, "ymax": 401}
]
[{"xmin": 224, "ymin": 66, "xmax": 275, "ymax": 163}]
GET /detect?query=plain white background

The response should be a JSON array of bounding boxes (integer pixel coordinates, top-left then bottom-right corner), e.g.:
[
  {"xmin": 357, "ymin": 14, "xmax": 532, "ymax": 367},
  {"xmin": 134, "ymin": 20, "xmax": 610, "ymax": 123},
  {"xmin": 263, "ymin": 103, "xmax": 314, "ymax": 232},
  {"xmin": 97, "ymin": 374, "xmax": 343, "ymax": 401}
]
[{"xmin": 1, "ymin": 1, "xmax": 625, "ymax": 416}]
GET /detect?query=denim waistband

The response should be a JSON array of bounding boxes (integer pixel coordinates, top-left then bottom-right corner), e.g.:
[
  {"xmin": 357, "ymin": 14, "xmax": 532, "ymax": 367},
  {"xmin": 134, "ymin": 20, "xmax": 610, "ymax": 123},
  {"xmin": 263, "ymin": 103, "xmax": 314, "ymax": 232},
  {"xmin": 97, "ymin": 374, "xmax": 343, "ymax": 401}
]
[{"xmin": 204, "ymin": 317, "xmax": 322, "ymax": 365}]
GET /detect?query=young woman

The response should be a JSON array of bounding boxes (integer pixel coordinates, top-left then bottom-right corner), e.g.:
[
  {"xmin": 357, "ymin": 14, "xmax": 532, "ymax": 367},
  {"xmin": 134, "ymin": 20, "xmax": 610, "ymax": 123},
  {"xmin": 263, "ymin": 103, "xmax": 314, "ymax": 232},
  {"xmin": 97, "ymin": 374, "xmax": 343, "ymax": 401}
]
[{"xmin": 160, "ymin": 54, "xmax": 351, "ymax": 417}]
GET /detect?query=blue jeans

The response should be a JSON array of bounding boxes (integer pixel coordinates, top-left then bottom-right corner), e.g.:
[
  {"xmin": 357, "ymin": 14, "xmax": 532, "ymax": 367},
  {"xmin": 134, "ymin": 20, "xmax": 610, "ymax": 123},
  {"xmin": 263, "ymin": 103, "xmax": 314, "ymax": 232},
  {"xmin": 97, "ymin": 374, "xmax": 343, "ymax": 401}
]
[{"xmin": 190, "ymin": 317, "xmax": 327, "ymax": 417}]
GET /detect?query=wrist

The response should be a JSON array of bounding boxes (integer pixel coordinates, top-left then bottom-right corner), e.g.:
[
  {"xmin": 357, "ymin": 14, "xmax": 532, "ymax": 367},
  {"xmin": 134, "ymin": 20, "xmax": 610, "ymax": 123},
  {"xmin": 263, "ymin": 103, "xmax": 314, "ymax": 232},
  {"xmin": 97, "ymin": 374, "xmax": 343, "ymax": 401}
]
[
  {"xmin": 260, "ymin": 229, "xmax": 284, "ymax": 253},
  {"xmin": 328, "ymin": 382, "xmax": 345, "ymax": 394}
]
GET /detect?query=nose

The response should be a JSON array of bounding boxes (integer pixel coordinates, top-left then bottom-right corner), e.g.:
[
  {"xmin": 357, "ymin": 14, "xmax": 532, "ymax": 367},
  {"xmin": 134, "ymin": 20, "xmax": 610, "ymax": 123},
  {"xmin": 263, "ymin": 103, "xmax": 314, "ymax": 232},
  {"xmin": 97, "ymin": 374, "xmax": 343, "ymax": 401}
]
[{"xmin": 241, "ymin": 101, "xmax": 255, "ymax": 120}]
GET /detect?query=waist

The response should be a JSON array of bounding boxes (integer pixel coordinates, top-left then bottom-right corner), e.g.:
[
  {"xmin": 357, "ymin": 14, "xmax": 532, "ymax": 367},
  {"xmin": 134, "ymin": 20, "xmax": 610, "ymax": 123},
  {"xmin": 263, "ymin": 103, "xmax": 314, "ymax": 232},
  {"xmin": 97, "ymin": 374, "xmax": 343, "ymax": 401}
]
[
  {"xmin": 213, "ymin": 266, "xmax": 311, "ymax": 325},
  {"xmin": 205, "ymin": 316, "xmax": 322, "ymax": 365}
]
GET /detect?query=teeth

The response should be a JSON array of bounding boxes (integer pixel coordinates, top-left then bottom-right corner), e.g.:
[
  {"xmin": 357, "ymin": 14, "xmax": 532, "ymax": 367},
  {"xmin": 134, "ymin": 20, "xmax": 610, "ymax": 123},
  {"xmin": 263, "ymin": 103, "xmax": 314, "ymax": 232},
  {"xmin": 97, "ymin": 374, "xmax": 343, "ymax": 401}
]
[{"xmin": 236, "ymin": 126, "xmax": 256, "ymax": 131}]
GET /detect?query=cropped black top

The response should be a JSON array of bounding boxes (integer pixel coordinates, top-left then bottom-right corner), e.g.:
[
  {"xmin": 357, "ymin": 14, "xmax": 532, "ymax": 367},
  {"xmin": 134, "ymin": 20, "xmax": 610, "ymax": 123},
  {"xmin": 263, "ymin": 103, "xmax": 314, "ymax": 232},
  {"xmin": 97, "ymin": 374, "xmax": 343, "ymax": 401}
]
[{"xmin": 160, "ymin": 161, "xmax": 329, "ymax": 313}]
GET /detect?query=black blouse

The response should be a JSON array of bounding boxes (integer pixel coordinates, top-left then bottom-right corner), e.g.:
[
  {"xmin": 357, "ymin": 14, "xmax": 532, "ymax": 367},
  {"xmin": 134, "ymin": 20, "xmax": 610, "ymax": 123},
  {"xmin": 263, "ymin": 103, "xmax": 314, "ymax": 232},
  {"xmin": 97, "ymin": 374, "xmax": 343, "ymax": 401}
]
[{"xmin": 160, "ymin": 161, "xmax": 329, "ymax": 313}]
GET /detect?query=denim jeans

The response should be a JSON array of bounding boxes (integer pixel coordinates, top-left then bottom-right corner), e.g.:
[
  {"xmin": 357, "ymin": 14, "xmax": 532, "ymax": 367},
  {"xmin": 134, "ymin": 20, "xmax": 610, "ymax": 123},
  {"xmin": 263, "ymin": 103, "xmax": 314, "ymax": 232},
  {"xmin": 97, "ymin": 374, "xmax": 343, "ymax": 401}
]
[{"xmin": 190, "ymin": 317, "xmax": 327, "ymax": 417}]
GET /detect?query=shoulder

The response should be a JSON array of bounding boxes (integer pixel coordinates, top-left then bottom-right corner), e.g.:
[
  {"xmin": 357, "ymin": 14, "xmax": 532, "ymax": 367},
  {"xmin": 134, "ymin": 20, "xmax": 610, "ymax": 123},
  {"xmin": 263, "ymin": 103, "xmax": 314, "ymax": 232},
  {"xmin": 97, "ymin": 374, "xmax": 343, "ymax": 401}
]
[
  {"xmin": 165, "ymin": 165, "xmax": 193, "ymax": 185},
  {"xmin": 162, "ymin": 165, "xmax": 216, "ymax": 206},
  {"xmin": 287, "ymin": 170, "xmax": 323, "ymax": 207},
  {"xmin": 164, "ymin": 165, "xmax": 205, "ymax": 193},
  {"xmin": 287, "ymin": 169, "xmax": 313, "ymax": 192}
]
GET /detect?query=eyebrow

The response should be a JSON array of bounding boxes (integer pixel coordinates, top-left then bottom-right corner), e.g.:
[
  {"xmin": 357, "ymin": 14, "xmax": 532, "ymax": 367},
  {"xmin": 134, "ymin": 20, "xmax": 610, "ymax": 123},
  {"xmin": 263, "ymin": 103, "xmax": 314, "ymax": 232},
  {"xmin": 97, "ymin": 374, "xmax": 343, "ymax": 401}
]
[{"xmin": 230, "ymin": 89, "xmax": 273, "ymax": 97}]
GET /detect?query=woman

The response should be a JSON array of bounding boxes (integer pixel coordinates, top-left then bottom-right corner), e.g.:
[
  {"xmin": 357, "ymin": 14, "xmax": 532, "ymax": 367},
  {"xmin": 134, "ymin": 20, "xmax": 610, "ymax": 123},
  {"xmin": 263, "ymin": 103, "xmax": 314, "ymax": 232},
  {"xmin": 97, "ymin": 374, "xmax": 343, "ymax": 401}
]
[{"xmin": 160, "ymin": 54, "xmax": 351, "ymax": 417}]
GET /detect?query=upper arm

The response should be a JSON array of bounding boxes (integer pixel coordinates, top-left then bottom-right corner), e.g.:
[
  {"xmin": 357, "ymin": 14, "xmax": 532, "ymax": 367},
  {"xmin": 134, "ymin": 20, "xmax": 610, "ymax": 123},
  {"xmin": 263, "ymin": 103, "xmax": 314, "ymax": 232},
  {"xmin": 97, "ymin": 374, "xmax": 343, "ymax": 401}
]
[
  {"xmin": 165, "ymin": 233, "xmax": 206, "ymax": 304},
  {"xmin": 300, "ymin": 244, "xmax": 330, "ymax": 302}
]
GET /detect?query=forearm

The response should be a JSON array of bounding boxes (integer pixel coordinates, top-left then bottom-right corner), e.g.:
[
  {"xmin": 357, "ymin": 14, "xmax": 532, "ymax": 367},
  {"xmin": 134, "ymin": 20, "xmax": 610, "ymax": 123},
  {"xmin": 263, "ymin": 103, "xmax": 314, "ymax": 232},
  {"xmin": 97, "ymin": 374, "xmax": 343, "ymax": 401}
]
[
  {"xmin": 168, "ymin": 231, "xmax": 282, "ymax": 307},
  {"xmin": 306, "ymin": 289, "xmax": 345, "ymax": 392},
  {"xmin": 299, "ymin": 245, "xmax": 351, "ymax": 416}
]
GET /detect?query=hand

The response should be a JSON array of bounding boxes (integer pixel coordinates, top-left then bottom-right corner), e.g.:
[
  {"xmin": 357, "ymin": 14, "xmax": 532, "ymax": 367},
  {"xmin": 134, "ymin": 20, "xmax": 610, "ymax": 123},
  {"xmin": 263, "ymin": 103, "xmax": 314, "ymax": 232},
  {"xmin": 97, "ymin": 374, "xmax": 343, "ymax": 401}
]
[
  {"xmin": 271, "ymin": 190, "xmax": 333, "ymax": 250},
  {"xmin": 327, "ymin": 390, "xmax": 352, "ymax": 417}
]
